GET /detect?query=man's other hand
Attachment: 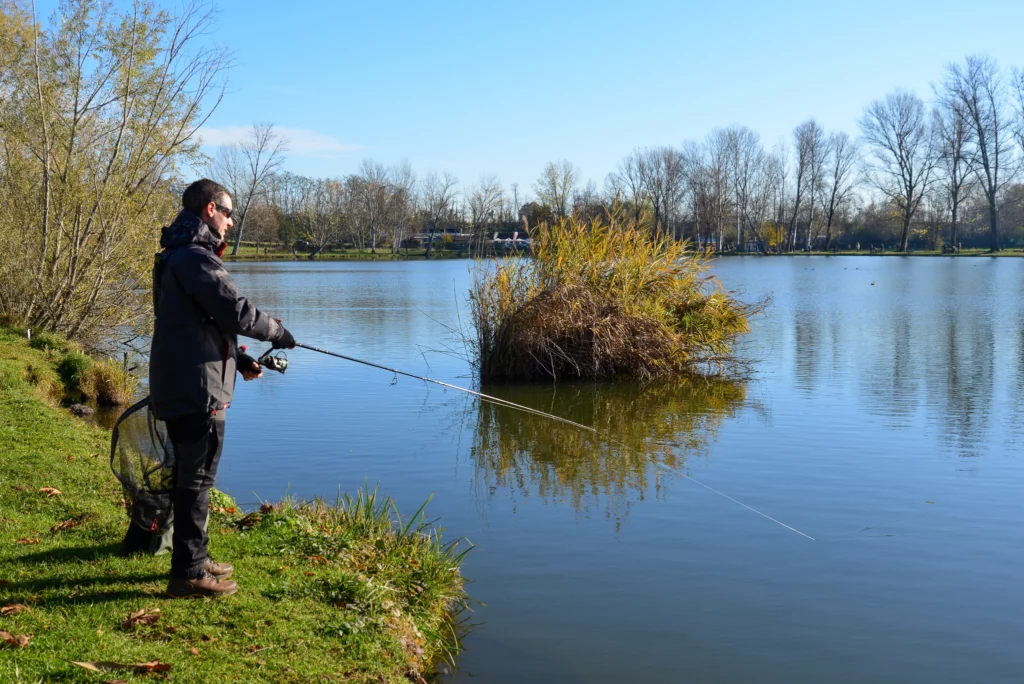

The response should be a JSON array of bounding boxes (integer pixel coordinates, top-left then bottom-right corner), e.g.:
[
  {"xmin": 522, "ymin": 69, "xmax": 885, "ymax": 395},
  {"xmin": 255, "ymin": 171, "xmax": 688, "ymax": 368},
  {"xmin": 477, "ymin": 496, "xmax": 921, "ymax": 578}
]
[{"xmin": 272, "ymin": 323, "xmax": 296, "ymax": 350}]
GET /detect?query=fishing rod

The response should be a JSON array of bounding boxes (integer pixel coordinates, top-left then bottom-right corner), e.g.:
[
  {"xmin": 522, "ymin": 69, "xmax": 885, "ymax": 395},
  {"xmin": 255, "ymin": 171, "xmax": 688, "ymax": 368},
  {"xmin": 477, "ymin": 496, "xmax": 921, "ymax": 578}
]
[
  {"xmin": 255, "ymin": 342, "xmax": 815, "ymax": 541},
  {"xmin": 256, "ymin": 342, "xmax": 596, "ymax": 433}
]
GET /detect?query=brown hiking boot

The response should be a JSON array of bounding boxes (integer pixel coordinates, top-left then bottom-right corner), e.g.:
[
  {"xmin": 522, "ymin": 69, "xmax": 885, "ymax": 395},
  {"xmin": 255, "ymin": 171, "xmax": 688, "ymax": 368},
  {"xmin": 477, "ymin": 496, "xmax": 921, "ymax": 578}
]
[
  {"xmin": 166, "ymin": 572, "xmax": 238, "ymax": 599},
  {"xmin": 204, "ymin": 558, "xmax": 233, "ymax": 579}
]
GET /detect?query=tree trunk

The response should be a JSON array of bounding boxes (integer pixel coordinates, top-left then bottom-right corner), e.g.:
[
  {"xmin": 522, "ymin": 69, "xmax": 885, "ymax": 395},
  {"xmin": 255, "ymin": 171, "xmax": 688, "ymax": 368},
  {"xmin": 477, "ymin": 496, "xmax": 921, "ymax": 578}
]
[
  {"xmin": 900, "ymin": 214, "xmax": 911, "ymax": 252},
  {"xmin": 950, "ymin": 202, "xmax": 958, "ymax": 249},
  {"xmin": 988, "ymin": 194, "xmax": 1000, "ymax": 252},
  {"xmin": 231, "ymin": 214, "xmax": 248, "ymax": 256}
]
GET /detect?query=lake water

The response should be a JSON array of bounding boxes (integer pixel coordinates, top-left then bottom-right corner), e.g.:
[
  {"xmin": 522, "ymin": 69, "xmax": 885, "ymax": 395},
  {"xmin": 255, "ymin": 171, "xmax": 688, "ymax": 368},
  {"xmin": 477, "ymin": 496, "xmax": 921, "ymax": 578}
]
[{"xmin": 222, "ymin": 257, "xmax": 1024, "ymax": 683}]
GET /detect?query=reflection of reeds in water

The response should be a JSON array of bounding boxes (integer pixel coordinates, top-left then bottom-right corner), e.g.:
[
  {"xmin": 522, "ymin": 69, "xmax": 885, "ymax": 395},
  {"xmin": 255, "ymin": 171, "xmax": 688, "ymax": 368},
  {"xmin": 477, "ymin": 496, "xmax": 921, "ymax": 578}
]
[{"xmin": 470, "ymin": 378, "xmax": 746, "ymax": 516}]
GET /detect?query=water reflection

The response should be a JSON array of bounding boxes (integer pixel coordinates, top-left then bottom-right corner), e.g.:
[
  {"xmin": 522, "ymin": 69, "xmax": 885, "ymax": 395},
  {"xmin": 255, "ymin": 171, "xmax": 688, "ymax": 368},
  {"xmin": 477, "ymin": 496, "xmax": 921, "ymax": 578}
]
[{"xmin": 470, "ymin": 379, "xmax": 746, "ymax": 519}]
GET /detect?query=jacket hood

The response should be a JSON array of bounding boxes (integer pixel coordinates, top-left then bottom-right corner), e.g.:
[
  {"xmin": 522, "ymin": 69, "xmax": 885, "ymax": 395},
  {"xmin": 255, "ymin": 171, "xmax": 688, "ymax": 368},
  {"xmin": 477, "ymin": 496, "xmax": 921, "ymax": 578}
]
[{"xmin": 160, "ymin": 210, "xmax": 225, "ymax": 253}]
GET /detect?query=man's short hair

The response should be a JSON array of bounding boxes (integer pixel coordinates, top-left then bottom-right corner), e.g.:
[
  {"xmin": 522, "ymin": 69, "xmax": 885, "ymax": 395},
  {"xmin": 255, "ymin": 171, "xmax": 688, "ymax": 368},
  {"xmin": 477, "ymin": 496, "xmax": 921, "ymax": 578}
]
[{"xmin": 182, "ymin": 179, "xmax": 229, "ymax": 215}]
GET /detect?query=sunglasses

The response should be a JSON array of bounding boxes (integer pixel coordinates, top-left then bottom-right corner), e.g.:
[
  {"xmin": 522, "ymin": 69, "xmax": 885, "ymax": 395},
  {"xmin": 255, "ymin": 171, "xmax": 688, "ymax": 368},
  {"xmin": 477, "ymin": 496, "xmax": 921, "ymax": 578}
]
[{"xmin": 214, "ymin": 203, "xmax": 234, "ymax": 219}]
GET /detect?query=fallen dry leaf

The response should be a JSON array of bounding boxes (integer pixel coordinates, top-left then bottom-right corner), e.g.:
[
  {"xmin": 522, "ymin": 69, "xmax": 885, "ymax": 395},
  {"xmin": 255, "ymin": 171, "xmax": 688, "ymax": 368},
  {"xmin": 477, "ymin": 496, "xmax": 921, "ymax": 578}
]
[
  {"xmin": 104, "ymin": 680, "xmax": 129, "ymax": 684},
  {"xmin": 190, "ymin": 647, "xmax": 199, "ymax": 656},
  {"xmin": 0, "ymin": 604, "xmax": 29, "ymax": 617},
  {"xmin": 52, "ymin": 516, "xmax": 91, "ymax": 533},
  {"xmin": 15, "ymin": 537, "xmax": 40, "ymax": 545},
  {"xmin": 66, "ymin": 455, "xmax": 75, "ymax": 462},
  {"xmin": 71, "ymin": 660, "xmax": 172, "ymax": 673},
  {"xmin": 38, "ymin": 487, "xmax": 61, "ymax": 497},
  {"xmin": 305, "ymin": 555, "xmax": 329, "ymax": 564},
  {"xmin": 238, "ymin": 512, "xmax": 261, "ymax": 528},
  {"xmin": 122, "ymin": 608, "xmax": 161, "ymax": 629},
  {"xmin": 0, "ymin": 630, "xmax": 31, "ymax": 647}
]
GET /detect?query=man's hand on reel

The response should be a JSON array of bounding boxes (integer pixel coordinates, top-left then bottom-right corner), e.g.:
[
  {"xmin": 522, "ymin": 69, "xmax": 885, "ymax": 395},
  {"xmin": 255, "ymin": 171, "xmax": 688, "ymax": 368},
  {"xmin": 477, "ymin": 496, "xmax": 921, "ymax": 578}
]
[{"xmin": 237, "ymin": 347, "xmax": 263, "ymax": 381}]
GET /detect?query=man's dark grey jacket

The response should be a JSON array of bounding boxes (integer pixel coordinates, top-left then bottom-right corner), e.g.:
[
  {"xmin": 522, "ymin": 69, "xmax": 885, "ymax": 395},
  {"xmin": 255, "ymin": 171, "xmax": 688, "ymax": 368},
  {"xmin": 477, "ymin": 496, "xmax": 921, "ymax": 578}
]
[{"xmin": 149, "ymin": 211, "xmax": 282, "ymax": 420}]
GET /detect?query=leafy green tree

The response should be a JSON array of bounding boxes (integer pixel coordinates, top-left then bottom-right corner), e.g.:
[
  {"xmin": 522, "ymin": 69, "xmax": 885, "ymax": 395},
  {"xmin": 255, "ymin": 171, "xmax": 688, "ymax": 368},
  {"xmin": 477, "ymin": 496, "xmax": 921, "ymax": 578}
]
[{"xmin": 0, "ymin": 0, "xmax": 228, "ymax": 346}]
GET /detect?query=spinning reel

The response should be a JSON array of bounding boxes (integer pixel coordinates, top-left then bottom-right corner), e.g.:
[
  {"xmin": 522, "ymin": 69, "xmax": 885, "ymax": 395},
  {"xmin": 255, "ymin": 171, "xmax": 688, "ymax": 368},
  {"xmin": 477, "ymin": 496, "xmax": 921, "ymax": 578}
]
[
  {"xmin": 238, "ymin": 345, "xmax": 289, "ymax": 374},
  {"xmin": 258, "ymin": 347, "xmax": 289, "ymax": 373}
]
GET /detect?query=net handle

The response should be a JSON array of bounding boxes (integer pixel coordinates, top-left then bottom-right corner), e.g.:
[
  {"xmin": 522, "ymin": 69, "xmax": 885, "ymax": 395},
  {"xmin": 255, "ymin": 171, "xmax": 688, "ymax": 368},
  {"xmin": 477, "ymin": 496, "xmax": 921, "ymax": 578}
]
[{"xmin": 109, "ymin": 395, "xmax": 151, "ymax": 487}]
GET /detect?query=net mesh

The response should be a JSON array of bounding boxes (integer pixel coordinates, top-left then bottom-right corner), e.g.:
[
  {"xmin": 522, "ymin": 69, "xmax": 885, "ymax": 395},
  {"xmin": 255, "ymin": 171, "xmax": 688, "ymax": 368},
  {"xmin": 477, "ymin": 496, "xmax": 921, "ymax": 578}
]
[{"xmin": 110, "ymin": 397, "xmax": 175, "ymax": 551}]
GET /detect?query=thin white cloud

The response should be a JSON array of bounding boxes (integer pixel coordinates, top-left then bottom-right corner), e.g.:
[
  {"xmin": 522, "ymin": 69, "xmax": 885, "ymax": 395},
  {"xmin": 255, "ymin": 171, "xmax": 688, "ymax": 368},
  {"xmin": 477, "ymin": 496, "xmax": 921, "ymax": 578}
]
[{"xmin": 197, "ymin": 126, "xmax": 366, "ymax": 159}]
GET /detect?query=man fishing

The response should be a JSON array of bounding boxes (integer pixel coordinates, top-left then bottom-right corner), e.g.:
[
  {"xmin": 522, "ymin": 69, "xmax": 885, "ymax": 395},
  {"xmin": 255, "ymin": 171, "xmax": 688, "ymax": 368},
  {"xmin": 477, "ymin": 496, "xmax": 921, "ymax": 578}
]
[{"xmin": 150, "ymin": 179, "xmax": 295, "ymax": 598}]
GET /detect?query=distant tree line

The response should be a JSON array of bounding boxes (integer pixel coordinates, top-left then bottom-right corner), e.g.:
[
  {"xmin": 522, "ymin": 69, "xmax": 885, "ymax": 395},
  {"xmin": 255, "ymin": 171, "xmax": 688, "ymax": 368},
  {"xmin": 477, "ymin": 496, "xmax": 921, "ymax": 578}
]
[{"xmin": 219, "ymin": 55, "xmax": 1024, "ymax": 257}]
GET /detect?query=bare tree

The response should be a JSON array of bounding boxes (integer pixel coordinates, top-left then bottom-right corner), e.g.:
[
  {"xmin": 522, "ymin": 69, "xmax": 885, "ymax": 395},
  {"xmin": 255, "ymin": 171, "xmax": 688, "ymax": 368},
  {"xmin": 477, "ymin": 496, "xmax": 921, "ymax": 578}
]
[
  {"xmin": 682, "ymin": 139, "xmax": 730, "ymax": 249},
  {"xmin": 740, "ymin": 150, "xmax": 784, "ymax": 253},
  {"xmin": 932, "ymin": 98, "xmax": 975, "ymax": 249},
  {"xmin": 821, "ymin": 132, "xmax": 861, "ymax": 250},
  {"xmin": 607, "ymin": 150, "xmax": 648, "ymax": 223},
  {"xmin": 726, "ymin": 127, "xmax": 764, "ymax": 250},
  {"xmin": 298, "ymin": 177, "xmax": 345, "ymax": 258},
  {"xmin": 208, "ymin": 123, "xmax": 288, "ymax": 256},
  {"xmin": 422, "ymin": 171, "xmax": 458, "ymax": 258},
  {"xmin": 385, "ymin": 162, "xmax": 416, "ymax": 254},
  {"xmin": 572, "ymin": 179, "xmax": 601, "ymax": 218},
  {"xmin": 352, "ymin": 159, "xmax": 391, "ymax": 254},
  {"xmin": 468, "ymin": 174, "xmax": 504, "ymax": 254},
  {"xmin": 705, "ymin": 131, "xmax": 733, "ymax": 250},
  {"xmin": 1013, "ymin": 66, "xmax": 1024, "ymax": 156},
  {"xmin": 637, "ymin": 147, "xmax": 685, "ymax": 238},
  {"xmin": 534, "ymin": 159, "xmax": 577, "ymax": 219},
  {"xmin": 789, "ymin": 120, "xmax": 825, "ymax": 250},
  {"xmin": 941, "ymin": 56, "xmax": 1018, "ymax": 252},
  {"xmin": 245, "ymin": 202, "xmax": 280, "ymax": 255},
  {"xmin": 859, "ymin": 90, "xmax": 936, "ymax": 252}
]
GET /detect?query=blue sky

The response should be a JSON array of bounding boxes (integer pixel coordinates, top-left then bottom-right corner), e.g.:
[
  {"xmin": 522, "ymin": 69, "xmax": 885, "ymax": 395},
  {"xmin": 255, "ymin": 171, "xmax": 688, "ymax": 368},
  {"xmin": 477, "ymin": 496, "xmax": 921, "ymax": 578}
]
[{"xmin": 39, "ymin": 0, "xmax": 1024, "ymax": 193}]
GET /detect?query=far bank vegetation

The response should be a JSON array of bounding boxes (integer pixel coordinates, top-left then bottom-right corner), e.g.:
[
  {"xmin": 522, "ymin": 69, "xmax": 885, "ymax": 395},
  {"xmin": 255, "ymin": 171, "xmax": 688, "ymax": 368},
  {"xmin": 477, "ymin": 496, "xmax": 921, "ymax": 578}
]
[{"xmin": 469, "ymin": 214, "xmax": 763, "ymax": 380}]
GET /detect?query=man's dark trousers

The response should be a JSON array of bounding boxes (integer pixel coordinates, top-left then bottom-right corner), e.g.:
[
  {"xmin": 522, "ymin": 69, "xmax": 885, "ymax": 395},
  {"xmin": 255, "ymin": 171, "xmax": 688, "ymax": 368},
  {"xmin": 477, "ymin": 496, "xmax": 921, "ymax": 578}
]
[{"xmin": 166, "ymin": 412, "xmax": 225, "ymax": 579}]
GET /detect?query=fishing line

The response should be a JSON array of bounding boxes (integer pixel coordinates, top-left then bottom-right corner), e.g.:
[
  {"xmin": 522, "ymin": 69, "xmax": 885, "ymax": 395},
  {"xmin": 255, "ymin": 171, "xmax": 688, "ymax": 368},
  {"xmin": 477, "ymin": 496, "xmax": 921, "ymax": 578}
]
[
  {"xmin": 601, "ymin": 434, "xmax": 816, "ymax": 541},
  {"xmin": 282, "ymin": 342, "xmax": 816, "ymax": 541},
  {"xmin": 676, "ymin": 471, "xmax": 816, "ymax": 541}
]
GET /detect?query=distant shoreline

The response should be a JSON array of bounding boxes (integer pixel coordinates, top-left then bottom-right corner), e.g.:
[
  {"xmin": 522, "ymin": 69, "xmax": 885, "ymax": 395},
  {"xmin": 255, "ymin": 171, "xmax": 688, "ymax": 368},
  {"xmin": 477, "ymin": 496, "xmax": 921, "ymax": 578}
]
[{"xmin": 224, "ymin": 248, "xmax": 1024, "ymax": 263}]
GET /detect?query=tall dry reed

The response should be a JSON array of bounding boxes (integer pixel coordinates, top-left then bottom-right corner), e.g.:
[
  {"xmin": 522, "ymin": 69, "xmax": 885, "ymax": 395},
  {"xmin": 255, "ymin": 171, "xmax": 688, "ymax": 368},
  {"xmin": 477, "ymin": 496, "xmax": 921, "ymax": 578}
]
[{"xmin": 470, "ymin": 215, "xmax": 762, "ymax": 380}]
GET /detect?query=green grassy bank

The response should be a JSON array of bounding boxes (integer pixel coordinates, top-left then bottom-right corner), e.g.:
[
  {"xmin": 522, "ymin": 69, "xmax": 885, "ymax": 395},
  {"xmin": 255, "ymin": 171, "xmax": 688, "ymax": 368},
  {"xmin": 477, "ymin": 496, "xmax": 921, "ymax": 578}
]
[{"xmin": 0, "ymin": 327, "xmax": 469, "ymax": 682}]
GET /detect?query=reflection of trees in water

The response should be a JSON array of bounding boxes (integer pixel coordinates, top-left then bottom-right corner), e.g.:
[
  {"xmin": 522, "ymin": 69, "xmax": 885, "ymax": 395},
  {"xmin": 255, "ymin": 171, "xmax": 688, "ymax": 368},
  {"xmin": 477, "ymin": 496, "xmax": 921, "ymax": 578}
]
[
  {"xmin": 469, "ymin": 379, "xmax": 746, "ymax": 518},
  {"xmin": 793, "ymin": 310, "xmax": 821, "ymax": 392},
  {"xmin": 931, "ymin": 309, "xmax": 994, "ymax": 457},
  {"xmin": 861, "ymin": 311, "xmax": 920, "ymax": 427},
  {"xmin": 777, "ymin": 267, "xmax": 1000, "ymax": 457}
]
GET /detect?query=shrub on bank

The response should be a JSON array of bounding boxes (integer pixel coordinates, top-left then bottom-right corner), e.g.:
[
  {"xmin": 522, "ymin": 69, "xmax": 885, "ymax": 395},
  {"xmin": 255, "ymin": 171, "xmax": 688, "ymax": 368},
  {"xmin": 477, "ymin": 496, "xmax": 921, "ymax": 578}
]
[
  {"xmin": 470, "ymin": 216, "xmax": 762, "ymax": 380},
  {"xmin": 57, "ymin": 348, "xmax": 92, "ymax": 389},
  {"xmin": 79, "ymin": 357, "xmax": 137, "ymax": 405},
  {"xmin": 1, "ymin": 326, "xmax": 137, "ymax": 405},
  {"xmin": 28, "ymin": 329, "xmax": 72, "ymax": 354}
]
